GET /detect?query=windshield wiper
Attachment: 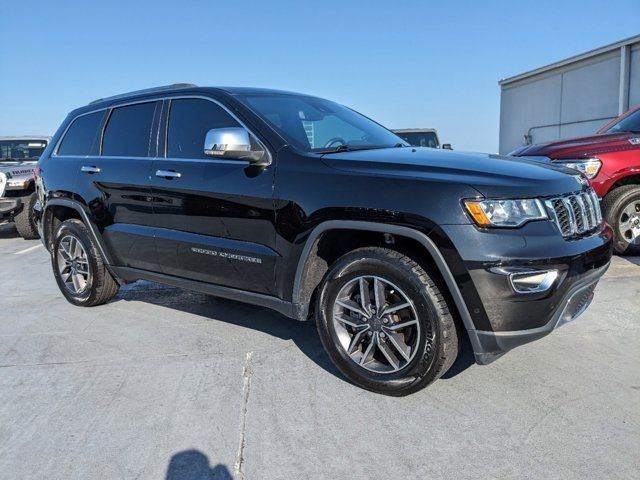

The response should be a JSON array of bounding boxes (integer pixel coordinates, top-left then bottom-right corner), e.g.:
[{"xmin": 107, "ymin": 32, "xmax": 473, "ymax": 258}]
[{"xmin": 316, "ymin": 145, "xmax": 395, "ymax": 154}]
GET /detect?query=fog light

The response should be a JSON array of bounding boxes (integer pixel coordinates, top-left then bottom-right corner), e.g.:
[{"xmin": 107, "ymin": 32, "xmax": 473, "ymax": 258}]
[{"xmin": 509, "ymin": 270, "xmax": 558, "ymax": 293}]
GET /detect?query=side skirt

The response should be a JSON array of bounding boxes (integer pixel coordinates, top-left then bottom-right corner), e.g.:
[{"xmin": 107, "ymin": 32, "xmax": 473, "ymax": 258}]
[{"xmin": 111, "ymin": 266, "xmax": 298, "ymax": 320}]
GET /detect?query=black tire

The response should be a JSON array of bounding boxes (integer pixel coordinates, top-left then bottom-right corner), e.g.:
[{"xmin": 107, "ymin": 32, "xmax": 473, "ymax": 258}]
[
  {"xmin": 51, "ymin": 219, "xmax": 119, "ymax": 306},
  {"xmin": 316, "ymin": 247, "xmax": 459, "ymax": 396},
  {"xmin": 602, "ymin": 185, "xmax": 640, "ymax": 255},
  {"xmin": 14, "ymin": 193, "xmax": 39, "ymax": 240}
]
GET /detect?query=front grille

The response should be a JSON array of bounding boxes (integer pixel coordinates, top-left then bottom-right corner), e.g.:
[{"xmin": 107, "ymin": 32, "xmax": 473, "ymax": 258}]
[{"xmin": 546, "ymin": 189, "xmax": 602, "ymax": 238}]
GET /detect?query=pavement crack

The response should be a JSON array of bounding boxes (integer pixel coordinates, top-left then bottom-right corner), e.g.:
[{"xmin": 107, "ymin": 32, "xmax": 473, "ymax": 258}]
[{"xmin": 234, "ymin": 351, "xmax": 253, "ymax": 480}]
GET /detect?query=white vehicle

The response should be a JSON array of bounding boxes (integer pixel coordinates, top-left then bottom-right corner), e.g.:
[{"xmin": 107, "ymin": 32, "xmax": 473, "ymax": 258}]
[
  {"xmin": 0, "ymin": 136, "xmax": 49, "ymax": 239},
  {"xmin": 392, "ymin": 128, "xmax": 452, "ymax": 150}
]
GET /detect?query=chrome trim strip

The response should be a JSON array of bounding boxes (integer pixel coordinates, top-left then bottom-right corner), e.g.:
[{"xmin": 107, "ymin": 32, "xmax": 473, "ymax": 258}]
[{"xmin": 508, "ymin": 269, "xmax": 559, "ymax": 294}]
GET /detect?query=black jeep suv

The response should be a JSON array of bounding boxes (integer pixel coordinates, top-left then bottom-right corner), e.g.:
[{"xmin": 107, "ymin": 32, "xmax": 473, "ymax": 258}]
[{"xmin": 35, "ymin": 84, "xmax": 613, "ymax": 395}]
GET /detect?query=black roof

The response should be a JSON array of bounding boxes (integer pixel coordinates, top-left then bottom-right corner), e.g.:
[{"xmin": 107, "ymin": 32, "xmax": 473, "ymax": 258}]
[{"xmin": 88, "ymin": 84, "xmax": 310, "ymax": 106}]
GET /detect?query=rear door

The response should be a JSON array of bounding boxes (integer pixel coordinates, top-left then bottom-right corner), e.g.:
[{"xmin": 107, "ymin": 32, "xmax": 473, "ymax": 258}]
[
  {"xmin": 151, "ymin": 97, "xmax": 277, "ymax": 294},
  {"xmin": 48, "ymin": 111, "xmax": 106, "ymax": 208},
  {"xmin": 74, "ymin": 101, "xmax": 160, "ymax": 271}
]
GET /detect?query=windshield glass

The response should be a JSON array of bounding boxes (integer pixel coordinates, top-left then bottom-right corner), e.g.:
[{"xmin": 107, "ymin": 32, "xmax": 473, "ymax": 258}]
[
  {"xmin": 0, "ymin": 139, "xmax": 48, "ymax": 161},
  {"xmin": 606, "ymin": 108, "xmax": 640, "ymax": 133},
  {"xmin": 237, "ymin": 94, "xmax": 406, "ymax": 152},
  {"xmin": 395, "ymin": 131, "xmax": 439, "ymax": 148}
]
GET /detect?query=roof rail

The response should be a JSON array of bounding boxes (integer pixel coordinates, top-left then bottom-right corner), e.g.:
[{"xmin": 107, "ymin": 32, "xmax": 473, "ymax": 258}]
[{"xmin": 88, "ymin": 83, "xmax": 198, "ymax": 105}]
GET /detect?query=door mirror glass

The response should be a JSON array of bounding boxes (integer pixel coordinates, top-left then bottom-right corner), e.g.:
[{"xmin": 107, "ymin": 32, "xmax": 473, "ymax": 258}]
[
  {"xmin": 442, "ymin": 143, "xmax": 453, "ymax": 150},
  {"xmin": 203, "ymin": 127, "xmax": 265, "ymax": 163}
]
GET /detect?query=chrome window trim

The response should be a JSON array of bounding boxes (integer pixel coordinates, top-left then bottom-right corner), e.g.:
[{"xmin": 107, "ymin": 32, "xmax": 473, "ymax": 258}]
[{"xmin": 53, "ymin": 95, "xmax": 272, "ymax": 166}]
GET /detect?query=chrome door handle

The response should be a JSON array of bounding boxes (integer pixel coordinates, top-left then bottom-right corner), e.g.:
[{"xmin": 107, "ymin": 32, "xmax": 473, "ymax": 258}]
[
  {"xmin": 81, "ymin": 166, "xmax": 101, "ymax": 174},
  {"xmin": 155, "ymin": 170, "xmax": 182, "ymax": 179}
]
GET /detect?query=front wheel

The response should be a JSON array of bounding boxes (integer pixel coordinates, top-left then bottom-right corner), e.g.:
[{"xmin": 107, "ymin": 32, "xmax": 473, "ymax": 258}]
[
  {"xmin": 316, "ymin": 247, "xmax": 459, "ymax": 396},
  {"xmin": 14, "ymin": 193, "xmax": 39, "ymax": 240},
  {"xmin": 51, "ymin": 219, "xmax": 119, "ymax": 306},
  {"xmin": 602, "ymin": 185, "xmax": 640, "ymax": 255}
]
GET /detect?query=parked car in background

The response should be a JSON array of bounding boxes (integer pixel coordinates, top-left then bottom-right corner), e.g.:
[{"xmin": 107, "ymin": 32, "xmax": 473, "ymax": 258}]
[
  {"xmin": 392, "ymin": 128, "xmax": 452, "ymax": 149},
  {"xmin": 510, "ymin": 104, "xmax": 640, "ymax": 255},
  {"xmin": 36, "ymin": 85, "xmax": 611, "ymax": 396},
  {"xmin": 0, "ymin": 136, "xmax": 49, "ymax": 239}
]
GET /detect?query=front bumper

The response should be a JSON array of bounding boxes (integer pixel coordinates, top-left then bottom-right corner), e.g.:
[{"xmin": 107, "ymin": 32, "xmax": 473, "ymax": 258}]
[
  {"xmin": 473, "ymin": 262, "xmax": 608, "ymax": 363},
  {"xmin": 0, "ymin": 197, "xmax": 22, "ymax": 217},
  {"xmin": 441, "ymin": 221, "xmax": 613, "ymax": 364}
]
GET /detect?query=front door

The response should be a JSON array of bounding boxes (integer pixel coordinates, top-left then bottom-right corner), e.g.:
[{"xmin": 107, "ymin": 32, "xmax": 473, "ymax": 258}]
[{"xmin": 151, "ymin": 97, "xmax": 277, "ymax": 295}]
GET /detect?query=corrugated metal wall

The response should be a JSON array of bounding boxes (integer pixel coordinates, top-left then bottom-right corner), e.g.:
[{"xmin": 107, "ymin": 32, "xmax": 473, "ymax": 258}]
[{"xmin": 499, "ymin": 39, "xmax": 639, "ymax": 155}]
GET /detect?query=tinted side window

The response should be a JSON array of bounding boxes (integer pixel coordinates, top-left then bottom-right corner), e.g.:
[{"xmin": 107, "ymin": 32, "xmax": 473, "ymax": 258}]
[
  {"xmin": 102, "ymin": 102, "xmax": 157, "ymax": 157},
  {"xmin": 167, "ymin": 98, "xmax": 240, "ymax": 159},
  {"xmin": 58, "ymin": 111, "xmax": 105, "ymax": 156}
]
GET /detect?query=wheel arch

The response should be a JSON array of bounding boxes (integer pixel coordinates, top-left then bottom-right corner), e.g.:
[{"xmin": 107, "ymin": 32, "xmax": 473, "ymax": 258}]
[
  {"xmin": 291, "ymin": 220, "xmax": 484, "ymax": 356},
  {"xmin": 42, "ymin": 198, "xmax": 114, "ymax": 266},
  {"xmin": 607, "ymin": 173, "xmax": 640, "ymax": 193}
]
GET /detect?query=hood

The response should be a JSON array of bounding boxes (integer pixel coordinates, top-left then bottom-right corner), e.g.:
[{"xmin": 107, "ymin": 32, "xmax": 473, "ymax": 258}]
[
  {"xmin": 320, "ymin": 147, "xmax": 585, "ymax": 198},
  {"xmin": 510, "ymin": 132, "xmax": 640, "ymax": 159}
]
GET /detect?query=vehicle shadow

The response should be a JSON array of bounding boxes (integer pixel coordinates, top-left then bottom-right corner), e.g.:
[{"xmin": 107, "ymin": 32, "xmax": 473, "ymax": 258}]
[
  {"xmin": 115, "ymin": 280, "xmax": 475, "ymax": 384},
  {"xmin": 440, "ymin": 334, "xmax": 476, "ymax": 380},
  {"xmin": 0, "ymin": 223, "xmax": 19, "ymax": 239},
  {"xmin": 115, "ymin": 281, "xmax": 347, "ymax": 385},
  {"xmin": 165, "ymin": 449, "xmax": 233, "ymax": 480},
  {"xmin": 621, "ymin": 256, "xmax": 640, "ymax": 267}
]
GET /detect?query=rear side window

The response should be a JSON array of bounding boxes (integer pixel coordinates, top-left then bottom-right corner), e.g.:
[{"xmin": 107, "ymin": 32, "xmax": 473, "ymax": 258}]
[
  {"xmin": 167, "ymin": 98, "xmax": 240, "ymax": 159},
  {"xmin": 57, "ymin": 111, "xmax": 105, "ymax": 156},
  {"xmin": 102, "ymin": 102, "xmax": 157, "ymax": 157}
]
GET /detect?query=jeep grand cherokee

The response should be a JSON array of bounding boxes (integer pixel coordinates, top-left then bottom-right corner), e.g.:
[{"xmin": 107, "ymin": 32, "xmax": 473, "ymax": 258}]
[{"xmin": 35, "ymin": 84, "xmax": 613, "ymax": 396}]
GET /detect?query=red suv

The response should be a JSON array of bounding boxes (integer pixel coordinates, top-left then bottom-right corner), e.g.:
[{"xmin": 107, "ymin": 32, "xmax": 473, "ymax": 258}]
[{"xmin": 511, "ymin": 104, "xmax": 640, "ymax": 255}]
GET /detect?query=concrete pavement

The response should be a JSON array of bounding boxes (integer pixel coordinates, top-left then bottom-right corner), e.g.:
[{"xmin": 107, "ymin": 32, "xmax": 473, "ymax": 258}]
[{"xmin": 0, "ymin": 223, "xmax": 638, "ymax": 479}]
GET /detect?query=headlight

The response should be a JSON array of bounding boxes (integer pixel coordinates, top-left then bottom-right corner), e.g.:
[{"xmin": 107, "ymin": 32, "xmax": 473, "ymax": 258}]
[
  {"xmin": 7, "ymin": 179, "xmax": 30, "ymax": 188},
  {"xmin": 556, "ymin": 158, "xmax": 602, "ymax": 179},
  {"xmin": 464, "ymin": 198, "xmax": 548, "ymax": 227}
]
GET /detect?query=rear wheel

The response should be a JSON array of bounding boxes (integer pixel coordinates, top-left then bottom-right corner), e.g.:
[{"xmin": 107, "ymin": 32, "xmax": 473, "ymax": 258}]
[
  {"xmin": 602, "ymin": 185, "xmax": 640, "ymax": 255},
  {"xmin": 51, "ymin": 219, "xmax": 119, "ymax": 306},
  {"xmin": 316, "ymin": 247, "xmax": 459, "ymax": 396},
  {"xmin": 14, "ymin": 193, "xmax": 39, "ymax": 240}
]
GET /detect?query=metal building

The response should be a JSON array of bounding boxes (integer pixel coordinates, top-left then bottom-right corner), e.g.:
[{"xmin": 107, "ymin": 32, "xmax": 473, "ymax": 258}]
[{"xmin": 499, "ymin": 35, "xmax": 640, "ymax": 155}]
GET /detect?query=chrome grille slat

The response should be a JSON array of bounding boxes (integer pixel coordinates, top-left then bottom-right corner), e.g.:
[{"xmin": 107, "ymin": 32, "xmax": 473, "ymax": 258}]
[
  {"xmin": 590, "ymin": 190, "xmax": 603, "ymax": 224},
  {"xmin": 575, "ymin": 195, "xmax": 589, "ymax": 231},
  {"xmin": 583, "ymin": 193, "xmax": 597, "ymax": 228},
  {"xmin": 548, "ymin": 189, "xmax": 602, "ymax": 238},
  {"xmin": 562, "ymin": 197, "xmax": 577, "ymax": 234}
]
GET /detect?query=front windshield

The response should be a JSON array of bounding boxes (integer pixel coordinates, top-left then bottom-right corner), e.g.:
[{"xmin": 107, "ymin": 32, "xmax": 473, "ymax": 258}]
[
  {"xmin": 237, "ymin": 94, "xmax": 407, "ymax": 152},
  {"xmin": 0, "ymin": 139, "xmax": 48, "ymax": 161},
  {"xmin": 396, "ymin": 131, "xmax": 439, "ymax": 148},
  {"xmin": 606, "ymin": 108, "xmax": 640, "ymax": 133}
]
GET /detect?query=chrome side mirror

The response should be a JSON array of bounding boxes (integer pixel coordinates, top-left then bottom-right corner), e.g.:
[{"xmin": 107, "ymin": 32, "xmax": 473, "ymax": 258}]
[{"xmin": 203, "ymin": 127, "xmax": 266, "ymax": 163}]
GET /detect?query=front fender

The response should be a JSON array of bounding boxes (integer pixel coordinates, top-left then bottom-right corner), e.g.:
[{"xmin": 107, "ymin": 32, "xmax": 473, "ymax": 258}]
[{"xmin": 289, "ymin": 220, "xmax": 486, "ymax": 360}]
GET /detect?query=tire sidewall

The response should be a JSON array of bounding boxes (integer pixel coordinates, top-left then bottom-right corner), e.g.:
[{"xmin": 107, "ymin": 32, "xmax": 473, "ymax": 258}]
[
  {"xmin": 317, "ymin": 252, "xmax": 442, "ymax": 393},
  {"xmin": 14, "ymin": 193, "xmax": 39, "ymax": 239},
  {"xmin": 51, "ymin": 220, "xmax": 98, "ymax": 306}
]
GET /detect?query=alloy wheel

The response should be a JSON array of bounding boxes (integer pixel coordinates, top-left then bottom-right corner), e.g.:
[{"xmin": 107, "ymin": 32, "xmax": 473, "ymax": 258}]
[
  {"xmin": 619, "ymin": 200, "xmax": 640, "ymax": 245},
  {"xmin": 331, "ymin": 275, "xmax": 423, "ymax": 374},
  {"xmin": 57, "ymin": 234, "xmax": 91, "ymax": 294}
]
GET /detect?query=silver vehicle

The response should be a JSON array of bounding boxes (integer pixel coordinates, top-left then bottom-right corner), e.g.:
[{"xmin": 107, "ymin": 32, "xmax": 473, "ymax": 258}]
[
  {"xmin": 392, "ymin": 128, "xmax": 452, "ymax": 150},
  {"xmin": 0, "ymin": 136, "xmax": 50, "ymax": 239}
]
